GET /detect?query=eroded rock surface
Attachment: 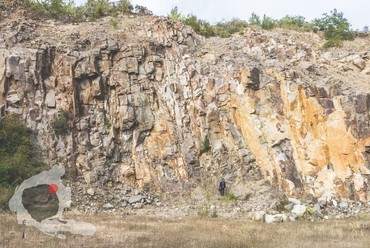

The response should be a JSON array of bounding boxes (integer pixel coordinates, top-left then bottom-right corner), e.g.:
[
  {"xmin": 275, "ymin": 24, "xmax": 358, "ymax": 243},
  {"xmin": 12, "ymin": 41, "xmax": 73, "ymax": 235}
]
[{"xmin": 1, "ymin": 12, "xmax": 370, "ymax": 204}]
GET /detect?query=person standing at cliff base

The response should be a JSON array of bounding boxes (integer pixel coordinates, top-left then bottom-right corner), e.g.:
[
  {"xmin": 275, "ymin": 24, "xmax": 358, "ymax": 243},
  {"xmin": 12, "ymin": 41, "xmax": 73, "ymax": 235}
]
[{"xmin": 219, "ymin": 178, "xmax": 226, "ymax": 196}]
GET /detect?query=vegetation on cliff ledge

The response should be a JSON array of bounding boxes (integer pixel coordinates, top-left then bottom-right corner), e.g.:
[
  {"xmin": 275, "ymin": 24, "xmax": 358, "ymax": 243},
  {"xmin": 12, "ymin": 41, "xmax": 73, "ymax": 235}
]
[
  {"xmin": 51, "ymin": 110, "xmax": 71, "ymax": 136},
  {"xmin": 18, "ymin": 1, "xmax": 366, "ymax": 48},
  {"xmin": 169, "ymin": 7, "xmax": 359, "ymax": 48},
  {"xmin": 21, "ymin": 0, "xmax": 151, "ymax": 21}
]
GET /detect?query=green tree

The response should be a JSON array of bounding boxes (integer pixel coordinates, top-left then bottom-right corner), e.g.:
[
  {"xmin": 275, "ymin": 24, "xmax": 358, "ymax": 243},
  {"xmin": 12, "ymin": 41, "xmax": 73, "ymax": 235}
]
[
  {"xmin": 248, "ymin": 12, "xmax": 261, "ymax": 27},
  {"xmin": 261, "ymin": 14, "xmax": 276, "ymax": 30},
  {"xmin": 183, "ymin": 14, "xmax": 215, "ymax": 37},
  {"xmin": 314, "ymin": 9, "xmax": 354, "ymax": 41},
  {"xmin": 214, "ymin": 18, "xmax": 247, "ymax": 38},
  {"xmin": 21, "ymin": 0, "xmax": 84, "ymax": 21},
  {"xmin": 116, "ymin": 0, "xmax": 133, "ymax": 14},
  {"xmin": 134, "ymin": 4, "xmax": 153, "ymax": 15},
  {"xmin": 169, "ymin": 6, "xmax": 182, "ymax": 21},
  {"xmin": 184, "ymin": 14, "xmax": 201, "ymax": 33},
  {"xmin": 85, "ymin": 0, "xmax": 111, "ymax": 19},
  {"xmin": 277, "ymin": 15, "xmax": 306, "ymax": 29}
]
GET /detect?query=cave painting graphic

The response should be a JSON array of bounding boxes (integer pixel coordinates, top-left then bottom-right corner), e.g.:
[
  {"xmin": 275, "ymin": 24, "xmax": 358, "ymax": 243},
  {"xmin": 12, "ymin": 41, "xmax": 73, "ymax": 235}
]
[{"xmin": 9, "ymin": 166, "xmax": 96, "ymax": 239}]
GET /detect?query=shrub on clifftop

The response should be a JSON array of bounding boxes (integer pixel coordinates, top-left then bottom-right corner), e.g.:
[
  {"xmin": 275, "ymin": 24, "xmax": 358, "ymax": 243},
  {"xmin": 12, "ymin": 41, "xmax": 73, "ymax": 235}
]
[{"xmin": 313, "ymin": 9, "xmax": 355, "ymax": 48}]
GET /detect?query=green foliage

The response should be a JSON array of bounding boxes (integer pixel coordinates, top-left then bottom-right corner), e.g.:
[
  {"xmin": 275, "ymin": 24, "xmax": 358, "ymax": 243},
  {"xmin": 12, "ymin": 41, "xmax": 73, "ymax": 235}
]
[
  {"xmin": 85, "ymin": 0, "xmax": 111, "ymax": 20},
  {"xmin": 183, "ymin": 14, "xmax": 215, "ymax": 38},
  {"xmin": 197, "ymin": 207, "xmax": 209, "ymax": 217},
  {"xmin": 116, "ymin": 0, "xmax": 133, "ymax": 14},
  {"xmin": 51, "ymin": 110, "xmax": 70, "ymax": 136},
  {"xmin": 183, "ymin": 15, "xmax": 199, "ymax": 33},
  {"xmin": 169, "ymin": 6, "xmax": 181, "ymax": 21},
  {"xmin": 205, "ymin": 190, "xmax": 212, "ymax": 203},
  {"xmin": 214, "ymin": 18, "xmax": 247, "ymax": 38},
  {"xmin": 134, "ymin": 4, "xmax": 153, "ymax": 16},
  {"xmin": 304, "ymin": 207, "xmax": 314, "ymax": 217},
  {"xmin": 200, "ymin": 135, "xmax": 211, "ymax": 154},
  {"xmin": 322, "ymin": 37, "xmax": 343, "ymax": 49},
  {"xmin": 20, "ymin": 2, "xmax": 360, "ymax": 46},
  {"xmin": 314, "ymin": 9, "xmax": 355, "ymax": 43},
  {"xmin": 248, "ymin": 13, "xmax": 312, "ymax": 31},
  {"xmin": 244, "ymin": 9, "xmax": 354, "ymax": 49},
  {"xmin": 249, "ymin": 12, "xmax": 261, "ymax": 26},
  {"xmin": 0, "ymin": 116, "xmax": 45, "ymax": 209},
  {"xmin": 261, "ymin": 15, "xmax": 276, "ymax": 30},
  {"xmin": 358, "ymin": 212, "xmax": 369, "ymax": 220},
  {"xmin": 21, "ymin": 0, "xmax": 83, "ymax": 21},
  {"xmin": 168, "ymin": 10, "xmax": 216, "ymax": 37},
  {"xmin": 277, "ymin": 15, "xmax": 307, "ymax": 30},
  {"xmin": 104, "ymin": 115, "xmax": 111, "ymax": 128},
  {"xmin": 221, "ymin": 193, "xmax": 237, "ymax": 202},
  {"xmin": 109, "ymin": 17, "xmax": 119, "ymax": 28},
  {"xmin": 21, "ymin": 0, "xmax": 137, "ymax": 21}
]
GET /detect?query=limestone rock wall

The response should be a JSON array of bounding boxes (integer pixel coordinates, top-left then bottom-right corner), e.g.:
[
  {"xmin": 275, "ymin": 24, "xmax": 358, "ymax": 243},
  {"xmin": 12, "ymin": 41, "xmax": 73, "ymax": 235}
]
[{"xmin": 1, "ymin": 15, "xmax": 370, "ymax": 201}]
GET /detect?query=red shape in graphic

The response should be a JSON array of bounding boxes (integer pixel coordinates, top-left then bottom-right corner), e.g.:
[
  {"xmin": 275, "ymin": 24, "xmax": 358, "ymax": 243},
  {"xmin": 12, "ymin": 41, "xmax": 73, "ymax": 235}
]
[{"xmin": 48, "ymin": 184, "xmax": 58, "ymax": 195}]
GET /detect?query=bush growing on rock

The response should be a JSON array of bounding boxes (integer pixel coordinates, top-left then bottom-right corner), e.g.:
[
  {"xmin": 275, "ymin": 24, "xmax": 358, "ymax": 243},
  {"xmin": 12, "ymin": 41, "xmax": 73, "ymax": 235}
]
[
  {"xmin": 20, "ymin": 1, "xmax": 360, "ymax": 47},
  {"xmin": 51, "ymin": 110, "xmax": 70, "ymax": 136},
  {"xmin": 221, "ymin": 193, "xmax": 238, "ymax": 202},
  {"xmin": 85, "ymin": 0, "xmax": 112, "ymax": 20},
  {"xmin": 109, "ymin": 17, "xmax": 119, "ymax": 28},
  {"xmin": 214, "ymin": 18, "xmax": 248, "ymax": 38},
  {"xmin": 183, "ymin": 14, "xmax": 215, "ymax": 38},
  {"xmin": 277, "ymin": 15, "xmax": 306, "ymax": 29},
  {"xmin": 22, "ymin": 0, "xmax": 82, "ymax": 21},
  {"xmin": 0, "ymin": 116, "xmax": 45, "ymax": 209},
  {"xmin": 200, "ymin": 135, "xmax": 211, "ymax": 154}
]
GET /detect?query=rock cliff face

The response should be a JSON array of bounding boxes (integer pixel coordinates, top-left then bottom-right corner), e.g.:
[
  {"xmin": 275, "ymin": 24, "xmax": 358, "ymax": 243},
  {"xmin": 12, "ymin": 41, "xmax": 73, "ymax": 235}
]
[{"xmin": 1, "ymin": 12, "xmax": 370, "ymax": 201}]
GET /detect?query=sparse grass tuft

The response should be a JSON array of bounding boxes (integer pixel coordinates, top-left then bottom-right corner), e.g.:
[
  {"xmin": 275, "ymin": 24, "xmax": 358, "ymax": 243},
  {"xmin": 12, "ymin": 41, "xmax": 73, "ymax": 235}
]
[
  {"xmin": 221, "ymin": 193, "xmax": 238, "ymax": 202},
  {"xmin": 197, "ymin": 208, "xmax": 209, "ymax": 217},
  {"xmin": 323, "ymin": 38, "xmax": 343, "ymax": 49},
  {"xmin": 109, "ymin": 17, "xmax": 119, "ymax": 29}
]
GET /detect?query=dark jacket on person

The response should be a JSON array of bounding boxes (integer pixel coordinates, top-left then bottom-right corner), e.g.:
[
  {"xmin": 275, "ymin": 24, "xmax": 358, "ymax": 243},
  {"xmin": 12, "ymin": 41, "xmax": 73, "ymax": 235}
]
[{"xmin": 219, "ymin": 180, "xmax": 226, "ymax": 189}]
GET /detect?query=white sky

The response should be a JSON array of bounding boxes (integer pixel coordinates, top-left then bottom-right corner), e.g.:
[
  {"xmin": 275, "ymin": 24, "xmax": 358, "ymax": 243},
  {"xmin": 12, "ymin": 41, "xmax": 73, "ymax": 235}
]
[{"xmin": 75, "ymin": 0, "xmax": 370, "ymax": 29}]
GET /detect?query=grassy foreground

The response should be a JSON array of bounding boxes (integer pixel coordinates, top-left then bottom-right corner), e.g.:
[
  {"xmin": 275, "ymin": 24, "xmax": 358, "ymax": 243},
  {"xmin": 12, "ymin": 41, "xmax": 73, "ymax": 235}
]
[{"xmin": 1, "ymin": 213, "xmax": 370, "ymax": 248}]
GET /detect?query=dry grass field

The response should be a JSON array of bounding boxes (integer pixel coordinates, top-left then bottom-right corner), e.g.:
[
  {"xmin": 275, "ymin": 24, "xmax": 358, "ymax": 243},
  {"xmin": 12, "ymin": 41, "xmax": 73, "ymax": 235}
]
[{"xmin": 1, "ymin": 212, "xmax": 370, "ymax": 248}]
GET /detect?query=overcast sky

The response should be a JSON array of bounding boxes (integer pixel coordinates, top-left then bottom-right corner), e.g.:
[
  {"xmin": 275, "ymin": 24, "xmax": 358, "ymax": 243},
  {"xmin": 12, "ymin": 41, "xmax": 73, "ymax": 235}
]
[{"xmin": 75, "ymin": 0, "xmax": 369, "ymax": 30}]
